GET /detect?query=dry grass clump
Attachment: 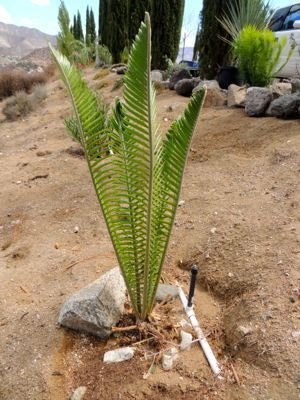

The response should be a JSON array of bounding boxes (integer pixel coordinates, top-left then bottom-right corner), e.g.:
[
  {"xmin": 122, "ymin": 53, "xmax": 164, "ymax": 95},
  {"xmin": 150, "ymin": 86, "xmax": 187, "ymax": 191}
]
[
  {"xmin": 0, "ymin": 69, "xmax": 47, "ymax": 100},
  {"xmin": 153, "ymin": 80, "xmax": 167, "ymax": 95},
  {"xmin": 2, "ymin": 84, "xmax": 48, "ymax": 121},
  {"xmin": 112, "ymin": 78, "xmax": 124, "ymax": 91},
  {"xmin": 31, "ymin": 84, "xmax": 47, "ymax": 102},
  {"xmin": 43, "ymin": 63, "xmax": 57, "ymax": 79},
  {"xmin": 96, "ymin": 78, "xmax": 110, "ymax": 90},
  {"xmin": 93, "ymin": 69, "xmax": 110, "ymax": 80}
]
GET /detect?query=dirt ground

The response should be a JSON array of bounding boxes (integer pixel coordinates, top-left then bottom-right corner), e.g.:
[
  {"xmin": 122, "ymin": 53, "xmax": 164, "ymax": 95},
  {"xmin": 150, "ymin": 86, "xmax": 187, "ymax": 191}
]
[{"xmin": 0, "ymin": 68, "xmax": 300, "ymax": 400}]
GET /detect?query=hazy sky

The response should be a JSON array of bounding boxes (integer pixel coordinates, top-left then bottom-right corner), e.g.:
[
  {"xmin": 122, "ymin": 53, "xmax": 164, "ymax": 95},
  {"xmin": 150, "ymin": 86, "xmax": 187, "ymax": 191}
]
[{"xmin": 0, "ymin": 0, "xmax": 297, "ymax": 47}]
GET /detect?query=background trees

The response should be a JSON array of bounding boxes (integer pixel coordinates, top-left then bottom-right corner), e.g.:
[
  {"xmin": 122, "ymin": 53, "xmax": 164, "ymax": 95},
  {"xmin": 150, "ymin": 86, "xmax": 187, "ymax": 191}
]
[
  {"xmin": 57, "ymin": 0, "xmax": 75, "ymax": 59},
  {"xmin": 85, "ymin": 6, "xmax": 96, "ymax": 46},
  {"xmin": 151, "ymin": 0, "xmax": 185, "ymax": 69},
  {"xmin": 193, "ymin": 0, "xmax": 231, "ymax": 79},
  {"xmin": 98, "ymin": 0, "xmax": 184, "ymax": 67}
]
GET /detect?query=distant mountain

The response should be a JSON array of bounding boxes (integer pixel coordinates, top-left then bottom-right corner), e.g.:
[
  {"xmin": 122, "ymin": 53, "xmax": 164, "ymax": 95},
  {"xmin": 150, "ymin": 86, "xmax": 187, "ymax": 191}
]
[
  {"xmin": 177, "ymin": 47, "xmax": 194, "ymax": 63},
  {"xmin": 0, "ymin": 22, "xmax": 56, "ymax": 58}
]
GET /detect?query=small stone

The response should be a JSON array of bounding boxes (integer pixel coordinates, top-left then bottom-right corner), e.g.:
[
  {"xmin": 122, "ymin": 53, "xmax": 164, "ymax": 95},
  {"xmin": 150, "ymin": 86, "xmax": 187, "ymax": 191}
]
[
  {"xmin": 74, "ymin": 225, "xmax": 79, "ymax": 233},
  {"xmin": 58, "ymin": 267, "xmax": 126, "ymax": 339},
  {"xmin": 54, "ymin": 243, "xmax": 59, "ymax": 249},
  {"xmin": 180, "ymin": 331, "xmax": 193, "ymax": 351},
  {"xmin": 103, "ymin": 347, "xmax": 135, "ymax": 363},
  {"xmin": 292, "ymin": 331, "xmax": 300, "ymax": 338},
  {"xmin": 166, "ymin": 104, "xmax": 178, "ymax": 112},
  {"xmin": 36, "ymin": 150, "xmax": 52, "ymax": 157},
  {"xmin": 178, "ymin": 200, "xmax": 185, "ymax": 207},
  {"xmin": 16, "ymin": 180, "xmax": 22, "ymax": 184},
  {"xmin": 70, "ymin": 386, "xmax": 87, "ymax": 400},
  {"xmin": 163, "ymin": 117, "xmax": 168, "ymax": 122},
  {"xmin": 290, "ymin": 297, "xmax": 296, "ymax": 303},
  {"xmin": 210, "ymin": 227, "xmax": 217, "ymax": 234},
  {"xmin": 237, "ymin": 325, "xmax": 253, "ymax": 336},
  {"xmin": 155, "ymin": 284, "xmax": 179, "ymax": 302},
  {"xmin": 162, "ymin": 347, "xmax": 178, "ymax": 370},
  {"xmin": 228, "ymin": 272, "xmax": 234, "ymax": 278}
]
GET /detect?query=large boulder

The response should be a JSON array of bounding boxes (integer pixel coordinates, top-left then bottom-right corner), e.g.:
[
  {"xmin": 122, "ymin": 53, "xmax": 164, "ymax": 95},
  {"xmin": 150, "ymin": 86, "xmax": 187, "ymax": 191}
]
[
  {"xmin": 58, "ymin": 267, "xmax": 126, "ymax": 339},
  {"xmin": 194, "ymin": 80, "xmax": 220, "ymax": 91},
  {"xmin": 245, "ymin": 87, "xmax": 273, "ymax": 117},
  {"xmin": 151, "ymin": 70, "xmax": 163, "ymax": 82},
  {"xmin": 193, "ymin": 80, "xmax": 227, "ymax": 107},
  {"xmin": 175, "ymin": 78, "xmax": 199, "ymax": 97},
  {"xmin": 227, "ymin": 84, "xmax": 247, "ymax": 108},
  {"xmin": 268, "ymin": 92, "xmax": 300, "ymax": 118},
  {"xmin": 291, "ymin": 79, "xmax": 300, "ymax": 93},
  {"xmin": 169, "ymin": 69, "xmax": 192, "ymax": 90},
  {"xmin": 271, "ymin": 81, "xmax": 292, "ymax": 99}
]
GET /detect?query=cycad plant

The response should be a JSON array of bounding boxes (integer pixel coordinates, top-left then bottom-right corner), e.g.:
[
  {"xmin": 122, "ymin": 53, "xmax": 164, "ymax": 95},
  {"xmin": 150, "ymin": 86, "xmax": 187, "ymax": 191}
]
[{"xmin": 50, "ymin": 13, "xmax": 206, "ymax": 320}]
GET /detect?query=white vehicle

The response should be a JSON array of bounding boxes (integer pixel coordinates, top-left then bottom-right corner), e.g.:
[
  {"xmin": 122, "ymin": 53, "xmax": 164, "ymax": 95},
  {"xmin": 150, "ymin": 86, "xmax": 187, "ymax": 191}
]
[{"xmin": 270, "ymin": 4, "xmax": 300, "ymax": 78}]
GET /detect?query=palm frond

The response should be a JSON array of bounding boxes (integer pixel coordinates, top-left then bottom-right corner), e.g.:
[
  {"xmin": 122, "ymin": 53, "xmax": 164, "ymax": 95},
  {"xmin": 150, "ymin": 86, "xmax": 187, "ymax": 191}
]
[{"xmin": 64, "ymin": 115, "xmax": 82, "ymax": 144}]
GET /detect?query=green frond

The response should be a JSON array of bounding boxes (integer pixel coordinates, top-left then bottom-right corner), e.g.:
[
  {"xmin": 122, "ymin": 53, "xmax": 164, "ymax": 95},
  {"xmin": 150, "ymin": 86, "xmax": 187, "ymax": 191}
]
[
  {"xmin": 49, "ymin": 43, "xmax": 108, "ymax": 156},
  {"xmin": 64, "ymin": 115, "xmax": 82, "ymax": 144}
]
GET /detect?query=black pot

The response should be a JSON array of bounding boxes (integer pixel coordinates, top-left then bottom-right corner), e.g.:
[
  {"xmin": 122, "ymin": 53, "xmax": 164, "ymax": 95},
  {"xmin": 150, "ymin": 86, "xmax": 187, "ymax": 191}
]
[{"xmin": 217, "ymin": 66, "xmax": 241, "ymax": 90}]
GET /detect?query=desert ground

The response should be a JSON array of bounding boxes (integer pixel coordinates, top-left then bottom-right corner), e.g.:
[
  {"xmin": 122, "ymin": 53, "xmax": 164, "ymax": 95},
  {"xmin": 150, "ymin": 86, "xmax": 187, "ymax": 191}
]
[{"xmin": 0, "ymin": 69, "xmax": 300, "ymax": 400}]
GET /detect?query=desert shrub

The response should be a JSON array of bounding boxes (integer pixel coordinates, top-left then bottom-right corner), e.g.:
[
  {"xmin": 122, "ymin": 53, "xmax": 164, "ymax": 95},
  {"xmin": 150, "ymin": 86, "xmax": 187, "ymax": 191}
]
[
  {"xmin": 93, "ymin": 69, "xmax": 110, "ymax": 80},
  {"xmin": 0, "ymin": 70, "xmax": 47, "ymax": 100},
  {"xmin": 31, "ymin": 84, "xmax": 47, "ymax": 102},
  {"xmin": 233, "ymin": 25, "xmax": 289, "ymax": 87},
  {"xmin": 43, "ymin": 63, "xmax": 57, "ymax": 78},
  {"xmin": 3, "ymin": 91, "xmax": 33, "ymax": 121},
  {"xmin": 97, "ymin": 45, "xmax": 112, "ymax": 65},
  {"xmin": 2, "ymin": 84, "xmax": 47, "ymax": 121}
]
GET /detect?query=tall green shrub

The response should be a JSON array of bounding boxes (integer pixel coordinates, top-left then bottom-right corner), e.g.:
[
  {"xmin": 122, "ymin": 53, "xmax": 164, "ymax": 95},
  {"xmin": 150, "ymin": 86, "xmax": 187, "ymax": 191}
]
[
  {"xmin": 233, "ymin": 25, "xmax": 288, "ymax": 86},
  {"xmin": 50, "ymin": 13, "xmax": 206, "ymax": 320}
]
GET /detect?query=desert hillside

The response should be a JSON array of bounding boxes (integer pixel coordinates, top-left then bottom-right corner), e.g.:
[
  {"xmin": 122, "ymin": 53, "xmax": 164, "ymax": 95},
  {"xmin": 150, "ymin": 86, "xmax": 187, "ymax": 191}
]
[{"xmin": 0, "ymin": 21, "xmax": 56, "ymax": 58}]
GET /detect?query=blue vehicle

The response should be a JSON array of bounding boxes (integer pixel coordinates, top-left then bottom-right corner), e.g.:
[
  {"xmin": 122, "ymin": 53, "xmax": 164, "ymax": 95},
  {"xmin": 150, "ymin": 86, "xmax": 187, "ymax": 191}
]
[{"xmin": 179, "ymin": 60, "xmax": 200, "ymax": 76}]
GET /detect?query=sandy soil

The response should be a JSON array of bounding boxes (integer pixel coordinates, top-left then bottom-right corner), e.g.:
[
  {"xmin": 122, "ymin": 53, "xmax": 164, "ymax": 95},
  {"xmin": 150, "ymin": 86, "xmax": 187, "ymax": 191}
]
[{"xmin": 0, "ymin": 69, "xmax": 300, "ymax": 400}]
